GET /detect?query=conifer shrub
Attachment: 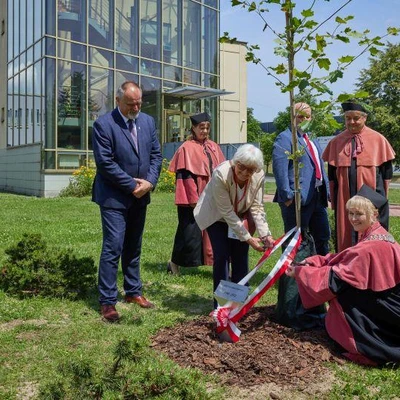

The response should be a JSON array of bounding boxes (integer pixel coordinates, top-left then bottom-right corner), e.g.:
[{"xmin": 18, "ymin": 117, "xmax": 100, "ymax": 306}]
[
  {"xmin": 38, "ymin": 339, "xmax": 219, "ymax": 400},
  {"xmin": 0, "ymin": 233, "xmax": 96, "ymax": 299}
]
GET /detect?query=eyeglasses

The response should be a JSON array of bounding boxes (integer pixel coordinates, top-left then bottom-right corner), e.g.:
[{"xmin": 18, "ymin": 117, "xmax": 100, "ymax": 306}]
[{"xmin": 236, "ymin": 162, "xmax": 257, "ymax": 174}]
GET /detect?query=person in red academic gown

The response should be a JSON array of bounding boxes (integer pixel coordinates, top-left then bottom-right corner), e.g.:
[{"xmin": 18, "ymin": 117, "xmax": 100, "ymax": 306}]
[
  {"xmin": 167, "ymin": 113, "xmax": 225, "ymax": 274},
  {"xmin": 323, "ymin": 101, "xmax": 395, "ymax": 252},
  {"xmin": 286, "ymin": 184, "xmax": 400, "ymax": 365}
]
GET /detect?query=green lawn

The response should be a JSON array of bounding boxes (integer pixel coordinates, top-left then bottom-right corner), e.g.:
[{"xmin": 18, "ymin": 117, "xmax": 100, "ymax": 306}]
[{"xmin": 0, "ymin": 192, "xmax": 400, "ymax": 399}]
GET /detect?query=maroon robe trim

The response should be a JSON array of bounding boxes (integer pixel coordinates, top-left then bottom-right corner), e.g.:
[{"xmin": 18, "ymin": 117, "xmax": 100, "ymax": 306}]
[
  {"xmin": 174, "ymin": 177, "xmax": 199, "ymax": 205},
  {"xmin": 169, "ymin": 139, "xmax": 225, "ymax": 176}
]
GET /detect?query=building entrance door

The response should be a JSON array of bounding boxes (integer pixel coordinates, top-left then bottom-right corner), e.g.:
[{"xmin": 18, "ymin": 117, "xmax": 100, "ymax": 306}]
[{"xmin": 164, "ymin": 111, "xmax": 192, "ymax": 143}]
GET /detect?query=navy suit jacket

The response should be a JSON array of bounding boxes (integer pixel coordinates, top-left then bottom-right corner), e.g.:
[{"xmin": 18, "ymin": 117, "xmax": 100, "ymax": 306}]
[
  {"xmin": 272, "ymin": 128, "xmax": 329, "ymax": 206},
  {"xmin": 92, "ymin": 108, "xmax": 162, "ymax": 209}
]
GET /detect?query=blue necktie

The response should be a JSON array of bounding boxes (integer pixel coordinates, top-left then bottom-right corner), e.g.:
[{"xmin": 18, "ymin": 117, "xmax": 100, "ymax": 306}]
[{"xmin": 128, "ymin": 119, "xmax": 138, "ymax": 150}]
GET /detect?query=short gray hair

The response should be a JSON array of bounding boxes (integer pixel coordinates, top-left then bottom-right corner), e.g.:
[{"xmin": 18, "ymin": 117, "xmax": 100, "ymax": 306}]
[
  {"xmin": 344, "ymin": 110, "xmax": 367, "ymax": 118},
  {"xmin": 231, "ymin": 144, "xmax": 264, "ymax": 172},
  {"xmin": 116, "ymin": 81, "xmax": 142, "ymax": 99}
]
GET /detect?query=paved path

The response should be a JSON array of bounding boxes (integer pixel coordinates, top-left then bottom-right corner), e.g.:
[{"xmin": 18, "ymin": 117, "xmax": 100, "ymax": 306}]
[{"xmin": 264, "ymin": 194, "xmax": 400, "ymax": 217}]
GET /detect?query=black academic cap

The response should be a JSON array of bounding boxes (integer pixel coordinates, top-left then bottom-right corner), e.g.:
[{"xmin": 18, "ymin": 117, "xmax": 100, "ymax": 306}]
[
  {"xmin": 190, "ymin": 112, "xmax": 211, "ymax": 125},
  {"xmin": 356, "ymin": 184, "xmax": 388, "ymax": 209},
  {"xmin": 341, "ymin": 101, "xmax": 367, "ymax": 113}
]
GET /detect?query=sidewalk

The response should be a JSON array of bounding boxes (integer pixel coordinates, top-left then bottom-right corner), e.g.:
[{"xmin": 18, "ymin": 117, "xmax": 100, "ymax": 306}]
[{"xmin": 264, "ymin": 194, "xmax": 400, "ymax": 217}]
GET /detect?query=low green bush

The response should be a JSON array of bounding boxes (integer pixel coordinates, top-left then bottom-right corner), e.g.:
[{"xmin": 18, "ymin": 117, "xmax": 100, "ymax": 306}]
[
  {"xmin": 60, "ymin": 166, "xmax": 95, "ymax": 197},
  {"xmin": 39, "ymin": 338, "xmax": 219, "ymax": 400},
  {"xmin": 155, "ymin": 158, "xmax": 176, "ymax": 193},
  {"xmin": 0, "ymin": 233, "xmax": 96, "ymax": 299}
]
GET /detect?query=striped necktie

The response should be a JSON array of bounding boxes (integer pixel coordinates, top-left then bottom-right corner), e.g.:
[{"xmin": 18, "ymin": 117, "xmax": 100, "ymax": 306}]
[
  {"xmin": 128, "ymin": 119, "xmax": 138, "ymax": 150},
  {"xmin": 303, "ymin": 133, "xmax": 322, "ymax": 180}
]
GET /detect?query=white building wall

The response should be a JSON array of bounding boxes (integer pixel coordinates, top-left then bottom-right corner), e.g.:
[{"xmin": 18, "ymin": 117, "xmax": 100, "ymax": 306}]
[
  {"xmin": 0, "ymin": 144, "xmax": 70, "ymax": 197},
  {"xmin": 219, "ymin": 42, "xmax": 248, "ymax": 144},
  {"xmin": 43, "ymin": 174, "xmax": 72, "ymax": 198},
  {"xmin": 0, "ymin": 144, "xmax": 43, "ymax": 196}
]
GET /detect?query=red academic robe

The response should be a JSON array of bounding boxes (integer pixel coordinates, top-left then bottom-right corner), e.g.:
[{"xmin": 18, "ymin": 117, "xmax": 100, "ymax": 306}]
[
  {"xmin": 294, "ymin": 222, "xmax": 400, "ymax": 365},
  {"xmin": 169, "ymin": 139, "xmax": 225, "ymax": 266},
  {"xmin": 322, "ymin": 126, "xmax": 395, "ymax": 251}
]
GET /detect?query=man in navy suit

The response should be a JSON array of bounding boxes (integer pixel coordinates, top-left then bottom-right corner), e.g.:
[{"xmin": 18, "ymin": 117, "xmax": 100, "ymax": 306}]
[
  {"xmin": 272, "ymin": 102, "xmax": 330, "ymax": 255},
  {"xmin": 92, "ymin": 81, "xmax": 162, "ymax": 322}
]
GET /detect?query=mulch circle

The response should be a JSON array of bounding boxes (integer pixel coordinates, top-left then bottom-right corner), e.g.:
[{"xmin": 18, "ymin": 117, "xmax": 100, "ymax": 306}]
[{"xmin": 151, "ymin": 305, "xmax": 346, "ymax": 389}]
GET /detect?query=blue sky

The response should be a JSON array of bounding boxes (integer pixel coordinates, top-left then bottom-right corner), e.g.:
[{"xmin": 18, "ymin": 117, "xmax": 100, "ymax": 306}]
[{"xmin": 220, "ymin": 0, "xmax": 400, "ymax": 122}]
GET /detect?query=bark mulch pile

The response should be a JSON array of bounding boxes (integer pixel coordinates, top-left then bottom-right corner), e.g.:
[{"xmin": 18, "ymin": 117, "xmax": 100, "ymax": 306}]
[{"xmin": 152, "ymin": 305, "xmax": 346, "ymax": 391}]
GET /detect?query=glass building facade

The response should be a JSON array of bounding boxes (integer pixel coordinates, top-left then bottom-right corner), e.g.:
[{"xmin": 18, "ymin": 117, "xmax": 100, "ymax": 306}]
[{"xmin": 6, "ymin": 0, "xmax": 220, "ymax": 171}]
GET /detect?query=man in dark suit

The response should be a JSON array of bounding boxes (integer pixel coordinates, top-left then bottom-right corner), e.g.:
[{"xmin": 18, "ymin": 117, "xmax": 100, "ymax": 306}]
[
  {"xmin": 272, "ymin": 102, "xmax": 330, "ymax": 255},
  {"xmin": 92, "ymin": 81, "xmax": 162, "ymax": 322}
]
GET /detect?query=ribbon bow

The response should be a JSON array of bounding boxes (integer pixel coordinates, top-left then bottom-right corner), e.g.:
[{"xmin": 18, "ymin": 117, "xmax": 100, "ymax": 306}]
[{"xmin": 211, "ymin": 227, "xmax": 302, "ymax": 342}]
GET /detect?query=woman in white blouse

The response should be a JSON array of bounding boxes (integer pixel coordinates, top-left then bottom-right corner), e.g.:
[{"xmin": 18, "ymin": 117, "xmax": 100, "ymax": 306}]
[{"xmin": 194, "ymin": 144, "xmax": 274, "ymax": 308}]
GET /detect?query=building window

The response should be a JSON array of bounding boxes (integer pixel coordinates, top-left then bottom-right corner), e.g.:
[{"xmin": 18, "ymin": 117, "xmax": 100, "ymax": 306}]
[{"xmin": 6, "ymin": 0, "xmax": 221, "ymax": 169}]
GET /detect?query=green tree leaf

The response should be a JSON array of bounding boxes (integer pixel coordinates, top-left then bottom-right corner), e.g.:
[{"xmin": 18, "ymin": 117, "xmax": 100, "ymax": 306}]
[
  {"xmin": 338, "ymin": 55, "xmax": 354, "ymax": 63},
  {"xmin": 317, "ymin": 58, "xmax": 331, "ymax": 70},
  {"xmin": 301, "ymin": 9, "xmax": 314, "ymax": 18}
]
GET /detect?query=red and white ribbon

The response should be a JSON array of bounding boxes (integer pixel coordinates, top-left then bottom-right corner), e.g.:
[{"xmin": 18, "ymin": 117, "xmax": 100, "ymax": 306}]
[{"xmin": 211, "ymin": 227, "xmax": 302, "ymax": 342}]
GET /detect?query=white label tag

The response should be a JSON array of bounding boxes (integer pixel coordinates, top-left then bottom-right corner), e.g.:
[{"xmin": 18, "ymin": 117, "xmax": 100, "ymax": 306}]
[{"xmin": 214, "ymin": 280, "xmax": 249, "ymax": 306}]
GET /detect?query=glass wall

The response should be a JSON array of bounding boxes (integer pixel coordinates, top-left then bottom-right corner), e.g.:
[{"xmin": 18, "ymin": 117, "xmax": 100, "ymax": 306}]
[
  {"xmin": 6, "ymin": 0, "xmax": 221, "ymax": 170},
  {"xmin": 6, "ymin": 0, "xmax": 46, "ymax": 149}
]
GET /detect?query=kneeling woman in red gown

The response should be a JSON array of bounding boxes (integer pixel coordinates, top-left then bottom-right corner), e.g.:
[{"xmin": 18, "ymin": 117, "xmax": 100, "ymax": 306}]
[{"xmin": 286, "ymin": 184, "xmax": 400, "ymax": 365}]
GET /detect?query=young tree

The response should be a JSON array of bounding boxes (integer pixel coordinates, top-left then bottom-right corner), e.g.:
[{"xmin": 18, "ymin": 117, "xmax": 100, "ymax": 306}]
[
  {"xmin": 222, "ymin": 0, "xmax": 399, "ymax": 227},
  {"xmin": 357, "ymin": 43, "xmax": 400, "ymax": 161}
]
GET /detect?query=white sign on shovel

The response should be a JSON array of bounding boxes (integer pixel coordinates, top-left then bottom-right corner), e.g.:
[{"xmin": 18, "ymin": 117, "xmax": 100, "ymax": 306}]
[{"xmin": 214, "ymin": 280, "xmax": 249, "ymax": 307}]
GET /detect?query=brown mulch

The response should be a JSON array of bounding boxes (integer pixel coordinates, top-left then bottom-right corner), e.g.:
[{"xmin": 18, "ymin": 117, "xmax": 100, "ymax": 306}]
[{"xmin": 151, "ymin": 305, "xmax": 346, "ymax": 390}]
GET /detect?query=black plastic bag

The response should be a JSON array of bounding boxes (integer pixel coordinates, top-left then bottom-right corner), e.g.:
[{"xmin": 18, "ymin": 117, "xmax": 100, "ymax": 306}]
[{"xmin": 275, "ymin": 230, "xmax": 326, "ymax": 330}]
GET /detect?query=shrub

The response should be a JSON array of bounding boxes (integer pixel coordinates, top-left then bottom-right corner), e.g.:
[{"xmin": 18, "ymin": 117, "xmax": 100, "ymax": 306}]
[
  {"xmin": 155, "ymin": 158, "xmax": 176, "ymax": 193},
  {"xmin": 39, "ymin": 338, "xmax": 219, "ymax": 400},
  {"xmin": 0, "ymin": 233, "xmax": 97, "ymax": 299},
  {"xmin": 60, "ymin": 166, "xmax": 96, "ymax": 197}
]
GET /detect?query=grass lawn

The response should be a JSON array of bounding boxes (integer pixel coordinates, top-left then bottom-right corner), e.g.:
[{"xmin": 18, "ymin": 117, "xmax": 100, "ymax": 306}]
[{"xmin": 0, "ymin": 192, "xmax": 400, "ymax": 399}]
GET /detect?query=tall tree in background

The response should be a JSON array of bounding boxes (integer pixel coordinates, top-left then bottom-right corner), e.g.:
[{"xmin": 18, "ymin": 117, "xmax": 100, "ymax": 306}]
[
  {"xmin": 357, "ymin": 43, "xmax": 400, "ymax": 161},
  {"xmin": 273, "ymin": 90, "xmax": 342, "ymax": 136},
  {"xmin": 246, "ymin": 107, "xmax": 264, "ymax": 142},
  {"xmin": 247, "ymin": 107, "xmax": 277, "ymax": 172}
]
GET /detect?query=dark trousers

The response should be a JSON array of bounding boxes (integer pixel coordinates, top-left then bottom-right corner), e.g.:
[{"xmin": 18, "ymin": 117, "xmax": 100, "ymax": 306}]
[
  {"xmin": 98, "ymin": 205, "xmax": 147, "ymax": 305},
  {"xmin": 280, "ymin": 188, "xmax": 330, "ymax": 256},
  {"xmin": 207, "ymin": 221, "xmax": 249, "ymax": 309}
]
